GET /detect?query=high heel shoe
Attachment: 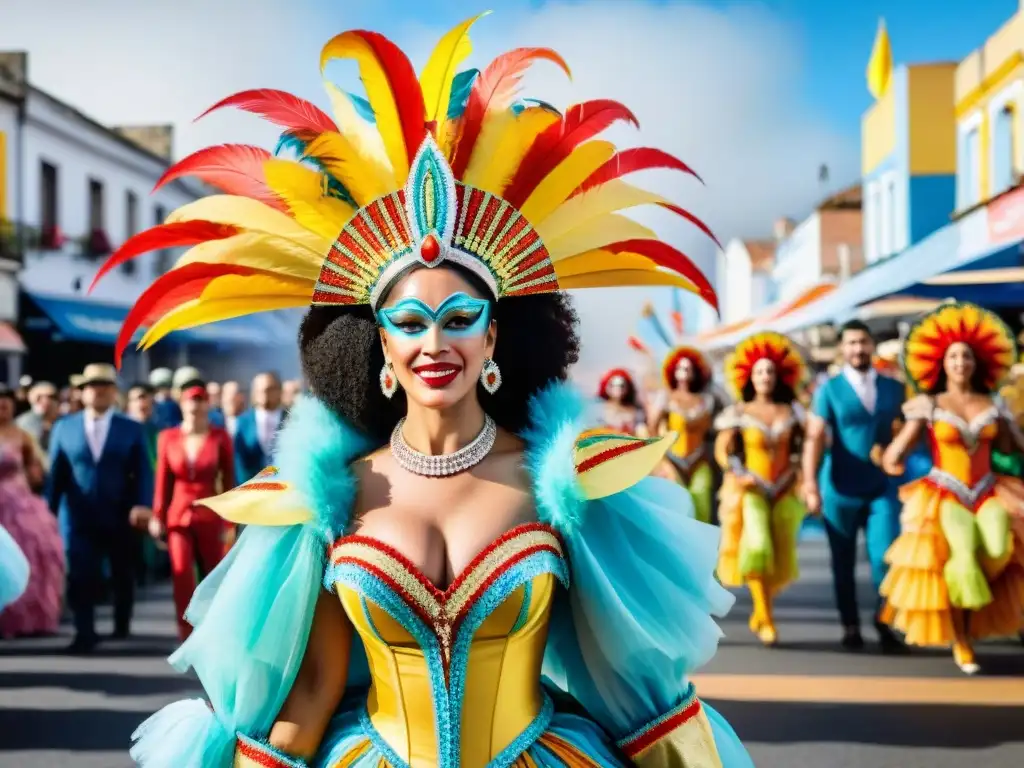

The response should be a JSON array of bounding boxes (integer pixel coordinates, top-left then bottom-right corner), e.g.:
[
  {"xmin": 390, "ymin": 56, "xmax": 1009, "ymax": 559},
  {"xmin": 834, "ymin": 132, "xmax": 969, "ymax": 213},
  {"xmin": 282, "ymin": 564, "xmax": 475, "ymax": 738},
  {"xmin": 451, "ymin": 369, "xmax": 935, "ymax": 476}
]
[{"xmin": 953, "ymin": 642, "xmax": 980, "ymax": 675}]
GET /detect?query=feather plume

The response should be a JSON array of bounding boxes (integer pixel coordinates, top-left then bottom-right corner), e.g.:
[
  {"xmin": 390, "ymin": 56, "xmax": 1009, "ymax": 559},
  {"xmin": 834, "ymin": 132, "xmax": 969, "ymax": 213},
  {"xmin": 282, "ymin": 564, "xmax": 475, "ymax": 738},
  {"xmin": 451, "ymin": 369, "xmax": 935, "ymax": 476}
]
[
  {"xmin": 659, "ymin": 202, "xmax": 721, "ymax": 249},
  {"xmin": 670, "ymin": 288, "xmax": 685, "ymax": 336},
  {"xmin": 154, "ymin": 145, "xmax": 286, "ymax": 212},
  {"xmin": 556, "ymin": 268, "xmax": 701, "ymax": 293},
  {"xmin": 642, "ymin": 307, "xmax": 675, "ymax": 347},
  {"xmin": 606, "ymin": 239, "xmax": 718, "ymax": 310},
  {"xmin": 139, "ymin": 274, "xmax": 312, "ymax": 350},
  {"xmin": 320, "ymin": 30, "xmax": 426, "ymax": 183},
  {"xmin": 323, "ymin": 83, "xmax": 395, "ymax": 187},
  {"xmin": 519, "ymin": 140, "xmax": 616, "ymax": 223},
  {"xmin": 114, "ymin": 263, "xmax": 261, "ymax": 366},
  {"xmin": 89, "ymin": 221, "xmax": 240, "ymax": 293},
  {"xmin": 167, "ymin": 195, "xmax": 329, "ymax": 255},
  {"xmin": 627, "ymin": 335, "xmax": 649, "ymax": 354},
  {"xmin": 172, "ymin": 231, "xmax": 325, "ymax": 282},
  {"xmin": 574, "ymin": 147, "xmax": 702, "ymax": 195},
  {"xmin": 502, "ymin": 100, "xmax": 638, "ymax": 206},
  {"xmin": 197, "ymin": 89, "xmax": 336, "ymax": 134},
  {"xmin": 262, "ymin": 159, "xmax": 356, "ymax": 242},
  {"xmin": 420, "ymin": 13, "xmax": 487, "ymax": 129},
  {"xmin": 298, "ymin": 131, "xmax": 393, "ymax": 206},
  {"xmin": 545, "ymin": 213, "xmax": 655, "ymax": 261},
  {"xmin": 450, "ymin": 47, "xmax": 570, "ymax": 177},
  {"xmin": 462, "ymin": 106, "xmax": 559, "ymax": 195},
  {"xmin": 554, "ymin": 250, "xmax": 657, "ymax": 276},
  {"xmin": 447, "ymin": 69, "xmax": 478, "ymax": 119}
]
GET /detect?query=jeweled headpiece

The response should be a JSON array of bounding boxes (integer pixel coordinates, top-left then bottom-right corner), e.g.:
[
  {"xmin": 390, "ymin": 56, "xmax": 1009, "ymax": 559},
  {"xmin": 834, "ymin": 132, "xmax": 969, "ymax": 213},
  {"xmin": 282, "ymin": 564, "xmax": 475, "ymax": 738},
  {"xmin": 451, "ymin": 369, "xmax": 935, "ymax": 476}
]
[
  {"xmin": 902, "ymin": 302, "xmax": 1017, "ymax": 393},
  {"xmin": 92, "ymin": 13, "xmax": 719, "ymax": 365},
  {"xmin": 724, "ymin": 331, "xmax": 808, "ymax": 401}
]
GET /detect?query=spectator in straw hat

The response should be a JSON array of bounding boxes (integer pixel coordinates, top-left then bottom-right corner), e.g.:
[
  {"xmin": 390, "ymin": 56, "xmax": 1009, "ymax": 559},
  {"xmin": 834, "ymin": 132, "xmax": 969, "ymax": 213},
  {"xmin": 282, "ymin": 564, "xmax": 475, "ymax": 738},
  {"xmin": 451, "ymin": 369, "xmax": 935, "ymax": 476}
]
[
  {"xmin": 47, "ymin": 363, "xmax": 153, "ymax": 653},
  {"xmin": 148, "ymin": 367, "xmax": 181, "ymax": 430},
  {"xmin": 16, "ymin": 381, "xmax": 60, "ymax": 454}
]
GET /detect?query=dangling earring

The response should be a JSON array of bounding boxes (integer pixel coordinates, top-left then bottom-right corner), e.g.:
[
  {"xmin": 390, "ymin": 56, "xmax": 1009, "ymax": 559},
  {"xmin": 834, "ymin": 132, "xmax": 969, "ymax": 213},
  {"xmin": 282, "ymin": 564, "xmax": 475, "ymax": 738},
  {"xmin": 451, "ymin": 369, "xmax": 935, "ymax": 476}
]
[
  {"xmin": 480, "ymin": 358, "xmax": 502, "ymax": 394},
  {"xmin": 380, "ymin": 361, "xmax": 399, "ymax": 399}
]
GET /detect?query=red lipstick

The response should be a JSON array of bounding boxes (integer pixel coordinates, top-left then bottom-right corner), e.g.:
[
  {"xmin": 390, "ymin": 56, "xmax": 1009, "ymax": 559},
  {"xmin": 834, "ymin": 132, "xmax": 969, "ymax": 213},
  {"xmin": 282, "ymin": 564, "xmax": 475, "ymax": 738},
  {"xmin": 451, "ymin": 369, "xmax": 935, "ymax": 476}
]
[{"xmin": 412, "ymin": 362, "xmax": 462, "ymax": 389}]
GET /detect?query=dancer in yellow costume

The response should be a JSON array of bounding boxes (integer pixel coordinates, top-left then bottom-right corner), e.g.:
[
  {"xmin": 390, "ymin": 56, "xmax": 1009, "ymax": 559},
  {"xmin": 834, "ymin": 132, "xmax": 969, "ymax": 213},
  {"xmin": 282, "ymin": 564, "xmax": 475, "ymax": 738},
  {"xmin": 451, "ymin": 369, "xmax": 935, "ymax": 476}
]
[
  {"xmin": 715, "ymin": 332, "xmax": 809, "ymax": 646},
  {"xmin": 100, "ymin": 13, "xmax": 753, "ymax": 768},
  {"xmin": 880, "ymin": 302, "xmax": 1024, "ymax": 675}
]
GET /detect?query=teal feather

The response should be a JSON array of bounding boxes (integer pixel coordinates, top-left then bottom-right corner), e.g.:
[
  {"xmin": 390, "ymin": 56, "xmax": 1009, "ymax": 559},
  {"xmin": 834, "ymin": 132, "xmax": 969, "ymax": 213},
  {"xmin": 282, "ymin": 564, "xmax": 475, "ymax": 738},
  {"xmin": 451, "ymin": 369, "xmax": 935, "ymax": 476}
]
[
  {"xmin": 272, "ymin": 395, "xmax": 373, "ymax": 539},
  {"xmin": 511, "ymin": 98, "xmax": 561, "ymax": 116},
  {"xmin": 272, "ymin": 131, "xmax": 357, "ymax": 207},
  {"xmin": 447, "ymin": 69, "xmax": 479, "ymax": 119}
]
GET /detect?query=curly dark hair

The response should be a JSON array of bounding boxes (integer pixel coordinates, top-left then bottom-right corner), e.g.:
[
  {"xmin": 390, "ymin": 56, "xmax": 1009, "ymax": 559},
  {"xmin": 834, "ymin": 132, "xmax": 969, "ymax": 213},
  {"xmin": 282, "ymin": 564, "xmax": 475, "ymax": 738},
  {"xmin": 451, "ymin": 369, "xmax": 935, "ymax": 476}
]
[
  {"xmin": 740, "ymin": 378, "xmax": 796, "ymax": 405},
  {"xmin": 299, "ymin": 268, "xmax": 581, "ymax": 444},
  {"xmin": 927, "ymin": 353, "xmax": 992, "ymax": 396},
  {"xmin": 598, "ymin": 371, "xmax": 638, "ymax": 407},
  {"xmin": 669, "ymin": 365, "xmax": 707, "ymax": 394}
]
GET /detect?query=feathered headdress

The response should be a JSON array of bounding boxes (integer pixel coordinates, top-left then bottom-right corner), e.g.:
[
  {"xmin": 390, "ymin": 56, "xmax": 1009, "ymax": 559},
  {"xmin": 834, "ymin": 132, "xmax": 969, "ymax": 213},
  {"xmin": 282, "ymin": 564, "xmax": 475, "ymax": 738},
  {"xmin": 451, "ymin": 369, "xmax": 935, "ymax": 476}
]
[
  {"xmin": 627, "ymin": 295, "xmax": 711, "ymax": 389},
  {"xmin": 902, "ymin": 302, "xmax": 1017, "ymax": 393},
  {"xmin": 92, "ymin": 13, "xmax": 718, "ymax": 366},
  {"xmin": 597, "ymin": 367, "xmax": 636, "ymax": 398},
  {"xmin": 723, "ymin": 331, "xmax": 808, "ymax": 401}
]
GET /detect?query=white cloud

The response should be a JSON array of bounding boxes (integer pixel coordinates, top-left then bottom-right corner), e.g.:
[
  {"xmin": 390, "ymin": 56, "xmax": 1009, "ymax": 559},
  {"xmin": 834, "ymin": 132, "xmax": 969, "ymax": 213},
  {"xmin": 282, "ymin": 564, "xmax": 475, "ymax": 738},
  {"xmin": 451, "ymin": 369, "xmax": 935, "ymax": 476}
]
[{"xmin": 0, "ymin": 0, "xmax": 858, "ymax": 388}]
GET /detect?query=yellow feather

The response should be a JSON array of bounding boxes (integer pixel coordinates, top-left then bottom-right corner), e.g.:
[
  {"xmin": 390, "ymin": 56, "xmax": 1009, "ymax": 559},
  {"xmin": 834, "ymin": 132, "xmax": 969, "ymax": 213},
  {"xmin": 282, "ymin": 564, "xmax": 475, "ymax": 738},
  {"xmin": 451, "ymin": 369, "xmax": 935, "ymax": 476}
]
[
  {"xmin": 323, "ymin": 82, "xmax": 396, "ymax": 188},
  {"xmin": 172, "ymin": 232, "xmax": 323, "ymax": 282},
  {"xmin": 263, "ymin": 159, "xmax": 355, "ymax": 242},
  {"xmin": 534, "ymin": 180, "xmax": 670, "ymax": 242},
  {"xmin": 519, "ymin": 140, "xmax": 616, "ymax": 223},
  {"xmin": 168, "ymin": 195, "xmax": 329, "ymax": 255},
  {"xmin": 545, "ymin": 213, "xmax": 656, "ymax": 261},
  {"xmin": 321, "ymin": 32, "xmax": 411, "ymax": 182},
  {"xmin": 463, "ymin": 107, "xmax": 560, "ymax": 194},
  {"xmin": 139, "ymin": 274, "xmax": 312, "ymax": 350},
  {"xmin": 553, "ymin": 250, "xmax": 655, "ymax": 277},
  {"xmin": 298, "ymin": 132, "xmax": 393, "ymax": 207},
  {"xmin": 420, "ymin": 13, "xmax": 488, "ymax": 125},
  {"xmin": 557, "ymin": 268, "xmax": 700, "ymax": 293}
]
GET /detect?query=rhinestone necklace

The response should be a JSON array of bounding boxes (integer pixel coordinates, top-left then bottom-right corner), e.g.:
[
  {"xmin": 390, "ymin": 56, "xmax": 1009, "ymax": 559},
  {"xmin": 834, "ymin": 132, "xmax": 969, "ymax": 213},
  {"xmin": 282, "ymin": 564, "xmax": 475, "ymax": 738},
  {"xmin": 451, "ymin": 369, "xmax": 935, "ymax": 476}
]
[{"xmin": 390, "ymin": 414, "xmax": 497, "ymax": 477}]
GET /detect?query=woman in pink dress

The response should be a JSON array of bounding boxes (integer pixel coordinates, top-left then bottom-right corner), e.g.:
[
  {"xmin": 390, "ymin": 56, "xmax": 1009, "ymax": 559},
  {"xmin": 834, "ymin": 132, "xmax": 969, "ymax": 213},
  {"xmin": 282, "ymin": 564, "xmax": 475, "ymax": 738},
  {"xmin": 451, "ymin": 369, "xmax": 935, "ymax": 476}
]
[{"xmin": 0, "ymin": 384, "xmax": 65, "ymax": 637}]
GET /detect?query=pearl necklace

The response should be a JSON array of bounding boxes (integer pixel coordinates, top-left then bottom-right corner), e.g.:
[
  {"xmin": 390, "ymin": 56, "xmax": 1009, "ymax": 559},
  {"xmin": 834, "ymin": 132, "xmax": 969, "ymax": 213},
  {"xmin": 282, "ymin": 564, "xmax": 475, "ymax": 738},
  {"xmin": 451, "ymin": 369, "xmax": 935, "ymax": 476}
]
[{"xmin": 390, "ymin": 415, "xmax": 497, "ymax": 477}]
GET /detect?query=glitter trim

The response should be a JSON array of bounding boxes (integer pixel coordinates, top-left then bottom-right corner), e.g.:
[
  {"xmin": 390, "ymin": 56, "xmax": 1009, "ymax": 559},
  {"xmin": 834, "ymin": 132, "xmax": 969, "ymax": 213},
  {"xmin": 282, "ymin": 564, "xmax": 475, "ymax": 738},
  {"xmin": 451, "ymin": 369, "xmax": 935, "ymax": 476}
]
[
  {"xmin": 615, "ymin": 683, "xmax": 700, "ymax": 758},
  {"xmin": 235, "ymin": 733, "xmax": 307, "ymax": 767}
]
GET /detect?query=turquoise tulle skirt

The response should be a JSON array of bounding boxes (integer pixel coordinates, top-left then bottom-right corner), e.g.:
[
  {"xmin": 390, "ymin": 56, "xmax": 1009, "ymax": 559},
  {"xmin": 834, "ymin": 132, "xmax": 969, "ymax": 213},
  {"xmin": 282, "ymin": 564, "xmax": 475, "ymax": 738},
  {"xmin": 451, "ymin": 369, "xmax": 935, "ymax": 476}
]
[{"xmin": 0, "ymin": 522, "xmax": 29, "ymax": 612}]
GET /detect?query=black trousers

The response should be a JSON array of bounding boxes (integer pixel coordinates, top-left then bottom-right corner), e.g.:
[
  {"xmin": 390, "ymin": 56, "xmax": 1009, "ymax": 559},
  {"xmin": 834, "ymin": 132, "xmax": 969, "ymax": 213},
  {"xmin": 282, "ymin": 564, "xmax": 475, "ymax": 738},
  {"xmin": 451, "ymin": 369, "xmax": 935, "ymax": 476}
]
[{"xmin": 66, "ymin": 526, "xmax": 137, "ymax": 639}]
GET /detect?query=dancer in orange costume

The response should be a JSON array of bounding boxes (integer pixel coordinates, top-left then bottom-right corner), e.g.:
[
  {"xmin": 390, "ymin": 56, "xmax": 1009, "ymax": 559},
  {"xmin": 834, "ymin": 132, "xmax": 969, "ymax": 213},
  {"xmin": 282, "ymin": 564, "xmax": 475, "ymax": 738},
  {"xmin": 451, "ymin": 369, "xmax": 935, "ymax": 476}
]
[
  {"xmin": 880, "ymin": 302, "xmax": 1024, "ymax": 674},
  {"xmin": 715, "ymin": 332, "xmax": 809, "ymax": 645}
]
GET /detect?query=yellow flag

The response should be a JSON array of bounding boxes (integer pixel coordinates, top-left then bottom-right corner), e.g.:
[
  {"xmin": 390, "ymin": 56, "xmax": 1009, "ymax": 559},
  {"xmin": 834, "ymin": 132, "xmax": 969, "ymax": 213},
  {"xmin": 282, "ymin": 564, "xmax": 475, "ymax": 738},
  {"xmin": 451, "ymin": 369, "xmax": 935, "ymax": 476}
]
[{"xmin": 867, "ymin": 19, "xmax": 893, "ymax": 100}]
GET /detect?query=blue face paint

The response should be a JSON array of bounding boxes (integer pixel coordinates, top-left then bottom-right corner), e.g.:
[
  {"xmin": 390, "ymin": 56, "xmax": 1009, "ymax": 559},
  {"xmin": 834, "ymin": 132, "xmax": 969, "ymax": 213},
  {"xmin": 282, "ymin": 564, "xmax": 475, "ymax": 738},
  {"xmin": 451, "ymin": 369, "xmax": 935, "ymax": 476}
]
[{"xmin": 377, "ymin": 292, "xmax": 492, "ymax": 339}]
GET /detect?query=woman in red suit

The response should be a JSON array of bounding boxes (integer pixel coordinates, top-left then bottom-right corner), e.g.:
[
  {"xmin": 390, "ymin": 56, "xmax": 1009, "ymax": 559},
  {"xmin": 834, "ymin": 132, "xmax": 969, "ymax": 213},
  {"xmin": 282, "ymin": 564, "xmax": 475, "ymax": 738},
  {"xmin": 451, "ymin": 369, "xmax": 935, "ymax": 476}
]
[{"xmin": 148, "ymin": 383, "xmax": 235, "ymax": 641}]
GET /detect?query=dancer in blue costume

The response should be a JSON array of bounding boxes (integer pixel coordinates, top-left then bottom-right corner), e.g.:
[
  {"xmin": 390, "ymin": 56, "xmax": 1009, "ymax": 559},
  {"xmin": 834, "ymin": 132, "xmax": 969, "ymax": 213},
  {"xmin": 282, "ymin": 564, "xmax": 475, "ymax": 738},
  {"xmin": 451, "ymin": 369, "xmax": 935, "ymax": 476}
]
[
  {"xmin": 102, "ymin": 14, "xmax": 752, "ymax": 768},
  {"xmin": 0, "ymin": 523, "xmax": 30, "ymax": 612},
  {"xmin": 802, "ymin": 320, "xmax": 906, "ymax": 652}
]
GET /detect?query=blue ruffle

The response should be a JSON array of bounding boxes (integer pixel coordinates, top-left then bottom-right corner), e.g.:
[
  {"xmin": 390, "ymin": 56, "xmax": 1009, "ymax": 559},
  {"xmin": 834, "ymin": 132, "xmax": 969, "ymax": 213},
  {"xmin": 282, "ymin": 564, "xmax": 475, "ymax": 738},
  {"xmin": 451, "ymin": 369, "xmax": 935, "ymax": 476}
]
[
  {"xmin": 0, "ymin": 523, "xmax": 29, "ymax": 612},
  {"xmin": 542, "ymin": 476, "xmax": 752, "ymax": 765},
  {"xmin": 131, "ymin": 524, "xmax": 327, "ymax": 767}
]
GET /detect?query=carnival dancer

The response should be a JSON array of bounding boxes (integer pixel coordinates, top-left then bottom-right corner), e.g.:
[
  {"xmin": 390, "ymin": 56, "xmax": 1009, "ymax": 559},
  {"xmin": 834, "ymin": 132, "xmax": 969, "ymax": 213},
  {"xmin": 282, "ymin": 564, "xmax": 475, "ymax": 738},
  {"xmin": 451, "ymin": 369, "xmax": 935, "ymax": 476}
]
[
  {"xmin": 95, "ymin": 15, "xmax": 752, "ymax": 767},
  {"xmin": 632, "ymin": 300, "xmax": 717, "ymax": 523},
  {"xmin": 878, "ymin": 302, "xmax": 1024, "ymax": 674},
  {"xmin": 715, "ymin": 332, "xmax": 808, "ymax": 645},
  {"xmin": 802, "ymin": 321, "xmax": 907, "ymax": 652},
  {"xmin": 596, "ymin": 368, "xmax": 646, "ymax": 435}
]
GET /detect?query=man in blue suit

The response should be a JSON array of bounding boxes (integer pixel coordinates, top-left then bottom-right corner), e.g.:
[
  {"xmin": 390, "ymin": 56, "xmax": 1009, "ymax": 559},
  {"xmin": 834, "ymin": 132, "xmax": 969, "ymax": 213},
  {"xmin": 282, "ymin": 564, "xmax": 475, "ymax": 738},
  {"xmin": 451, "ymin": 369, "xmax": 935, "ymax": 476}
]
[
  {"xmin": 802, "ymin": 321, "xmax": 906, "ymax": 653},
  {"xmin": 233, "ymin": 372, "xmax": 284, "ymax": 483},
  {"xmin": 148, "ymin": 367, "xmax": 182, "ymax": 430},
  {"xmin": 48, "ymin": 363, "xmax": 153, "ymax": 653}
]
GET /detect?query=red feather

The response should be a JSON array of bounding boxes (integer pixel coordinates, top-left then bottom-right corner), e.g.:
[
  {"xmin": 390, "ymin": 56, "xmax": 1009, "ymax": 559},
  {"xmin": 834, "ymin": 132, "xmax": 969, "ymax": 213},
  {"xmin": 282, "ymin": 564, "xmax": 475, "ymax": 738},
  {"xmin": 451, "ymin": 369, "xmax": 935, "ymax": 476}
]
[
  {"xmin": 154, "ymin": 145, "xmax": 286, "ymax": 211},
  {"xmin": 503, "ymin": 99, "xmax": 639, "ymax": 206},
  {"xmin": 573, "ymin": 147, "xmax": 702, "ymax": 196},
  {"xmin": 90, "ymin": 221, "xmax": 240, "ymax": 295},
  {"xmin": 197, "ymin": 89, "xmax": 336, "ymax": 134},
  {"xmin": 450, "ymin": 47, "xmax": 571, "ymax": 178},
  {"xmin": 627, "ymin": 335, "xmax": 648, "ymax": 353},
  {"xmin": 114, "ymin": 263, "xmax": 259, "ymax": 367},
  {"xmin": 658, "ymin": 202, "xmax": 722, "ymax": 250},
  {"xmin": 670, "ymin": 311, "xmax": 685, "ymax": 336},
  {"xmin": 606, "ymin": 239, "xmax": 718, "ymax": 313},
  {"xmin": 350, "ymin": 31, "xmax": 427, "ymax": 167}
]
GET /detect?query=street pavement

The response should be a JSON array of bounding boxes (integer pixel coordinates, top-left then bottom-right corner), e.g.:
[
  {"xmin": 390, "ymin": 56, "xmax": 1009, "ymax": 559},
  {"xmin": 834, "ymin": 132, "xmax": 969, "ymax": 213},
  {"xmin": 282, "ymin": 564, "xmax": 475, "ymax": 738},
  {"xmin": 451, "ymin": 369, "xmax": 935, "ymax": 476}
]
[{"xmin": 1, "ymin": 531, "xmax": 1022, "ymax": 768}]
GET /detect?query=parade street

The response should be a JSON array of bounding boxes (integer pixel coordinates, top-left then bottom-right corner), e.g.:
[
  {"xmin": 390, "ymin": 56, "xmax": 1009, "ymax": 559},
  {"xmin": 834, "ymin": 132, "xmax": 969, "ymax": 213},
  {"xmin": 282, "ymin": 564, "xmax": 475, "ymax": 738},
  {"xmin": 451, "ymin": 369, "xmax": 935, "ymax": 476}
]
[{"xmin": 1, "ymin": 532, "xmax": 1022, "ymax": 768}]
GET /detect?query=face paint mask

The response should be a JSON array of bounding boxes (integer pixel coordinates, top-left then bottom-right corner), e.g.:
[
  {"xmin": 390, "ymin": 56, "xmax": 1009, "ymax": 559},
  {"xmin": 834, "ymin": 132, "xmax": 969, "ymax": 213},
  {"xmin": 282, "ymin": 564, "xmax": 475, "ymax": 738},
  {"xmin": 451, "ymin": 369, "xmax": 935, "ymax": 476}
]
[{"xmin": 377, "ymin": 292, "xmax": 492, "ymax": 339}]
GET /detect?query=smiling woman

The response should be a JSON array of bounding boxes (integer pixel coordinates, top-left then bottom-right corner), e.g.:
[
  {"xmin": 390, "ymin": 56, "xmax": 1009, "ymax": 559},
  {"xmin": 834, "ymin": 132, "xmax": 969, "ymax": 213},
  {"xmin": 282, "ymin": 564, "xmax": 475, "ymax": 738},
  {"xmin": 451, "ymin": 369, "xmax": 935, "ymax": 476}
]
[{"xmin": 102, "ymin": 12, "xmax": 753, "ymax": 768}]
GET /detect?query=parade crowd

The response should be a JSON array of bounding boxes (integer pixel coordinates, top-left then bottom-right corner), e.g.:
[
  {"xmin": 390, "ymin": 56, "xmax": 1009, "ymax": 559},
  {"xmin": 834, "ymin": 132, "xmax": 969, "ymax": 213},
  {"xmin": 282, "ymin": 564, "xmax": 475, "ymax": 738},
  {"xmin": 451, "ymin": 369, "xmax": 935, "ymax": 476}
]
[{"xmin": 0, "ymin": 364, "xmax": 303, "ymax": 652}]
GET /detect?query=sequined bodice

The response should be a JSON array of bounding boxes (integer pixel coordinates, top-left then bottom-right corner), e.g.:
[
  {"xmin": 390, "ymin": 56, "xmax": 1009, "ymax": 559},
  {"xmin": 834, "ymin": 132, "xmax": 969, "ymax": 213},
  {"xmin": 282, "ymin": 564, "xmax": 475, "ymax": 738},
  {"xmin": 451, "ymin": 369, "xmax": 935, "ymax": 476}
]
[
  {"xmin": 929, "ymin": 407, "xmax": 999, "ymax": 488},
  {"xmin": 739, "ymin": 415, "xmax": 795, "ymax": 484},
  {"xmin": 326, "ymin": 524, "xmax": 568, "ymax": 767},
  {"xmin": 667, "ymin": 394, "xmax": 713, "ymax": 458}
]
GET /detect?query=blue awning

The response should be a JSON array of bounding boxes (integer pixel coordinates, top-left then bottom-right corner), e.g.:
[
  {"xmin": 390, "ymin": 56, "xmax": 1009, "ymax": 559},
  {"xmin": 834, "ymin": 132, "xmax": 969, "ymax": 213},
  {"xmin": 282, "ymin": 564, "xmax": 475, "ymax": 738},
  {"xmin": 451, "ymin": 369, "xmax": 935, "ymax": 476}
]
[{"xmin": 25, "ymin": 292, "xmax": 293, "ymax": 346}]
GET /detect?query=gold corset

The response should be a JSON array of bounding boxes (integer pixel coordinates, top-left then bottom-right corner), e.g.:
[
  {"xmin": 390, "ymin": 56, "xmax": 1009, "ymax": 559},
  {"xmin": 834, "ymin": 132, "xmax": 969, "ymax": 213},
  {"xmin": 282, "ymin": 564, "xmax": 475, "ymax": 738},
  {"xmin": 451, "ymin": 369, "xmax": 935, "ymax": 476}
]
[
  {"xmin": 667, "ymin": 394, "xmax": 712, "ymax": 458},
  {"xmin": 327, "ymin": 524, "xmax": 567, "ymax": 766},
  {"xmin": 929, "ymin": 408, "xmax": 999, "ymax": 488},
  {"xmin": 740, "ymin": 417, "xmax": 794, "ymax": 485}
]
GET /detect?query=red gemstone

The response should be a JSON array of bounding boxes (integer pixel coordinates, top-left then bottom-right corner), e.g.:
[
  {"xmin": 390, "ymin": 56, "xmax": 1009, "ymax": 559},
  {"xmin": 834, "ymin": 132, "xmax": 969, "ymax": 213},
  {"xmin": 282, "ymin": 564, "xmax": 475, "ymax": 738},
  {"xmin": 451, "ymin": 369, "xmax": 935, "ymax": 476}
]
[
  {"xmin": 420, "ymin": 234, "xmax": 440, "ymax": 263},
  {"xmin": 385, "ymin": 376, "xmax": 393, "ymax": 387},
  {"xmin": 487, "ymin": 373, "xmax": 496, "ymax": 385}
]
